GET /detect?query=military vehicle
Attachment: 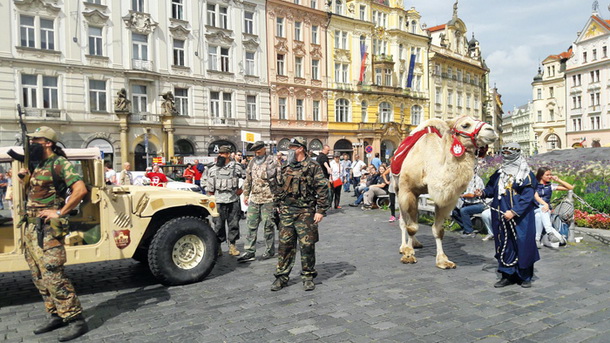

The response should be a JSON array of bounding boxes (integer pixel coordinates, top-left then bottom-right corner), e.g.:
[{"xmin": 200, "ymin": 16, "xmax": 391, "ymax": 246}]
[{"xmin": 0, "ymin": 147, "xmax": 219, "ymax": 285}]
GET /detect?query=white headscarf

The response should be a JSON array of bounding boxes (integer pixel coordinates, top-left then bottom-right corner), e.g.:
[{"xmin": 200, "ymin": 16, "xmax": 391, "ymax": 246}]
[{"xmin": 497, "ymin": 143, "xmax": 530, "ymax": 199}]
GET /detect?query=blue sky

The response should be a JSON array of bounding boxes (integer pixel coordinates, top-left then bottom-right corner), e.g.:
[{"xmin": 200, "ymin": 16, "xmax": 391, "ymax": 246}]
[{"xmin": 407, "ymin": 0, "xmax": 601, "ymax": 111}]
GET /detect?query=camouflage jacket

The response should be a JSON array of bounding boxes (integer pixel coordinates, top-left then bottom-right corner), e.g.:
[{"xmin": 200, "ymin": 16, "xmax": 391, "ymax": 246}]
[
  {"xmin": 27, "ymin": 154, "xmax": 81, "ymax": 209},
  {"xmin": 242, "ymin": 155, "xmax": 281, "ymax": 205},
  {"xmin": 278, "ymin": 157, "xmax": 329, "ymax": 214},
  {"xmin": 206, "ymin": 161, "xmax": 245, "ymax": 203}
]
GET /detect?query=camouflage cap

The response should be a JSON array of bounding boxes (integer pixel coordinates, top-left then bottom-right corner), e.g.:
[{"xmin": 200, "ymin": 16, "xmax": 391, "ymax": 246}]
[
  {"xmin": 249, "ymin": 141, "xmax": 265, "ymax": 151},
  {"xmin": 218, "ymin": 145, "xmax": 233, "ymax": 153},
  {"xmin": 27, "ymin": 126, "xmax": 58, "ymax": 142},
  {"xmin": 289, "ymin": 136, "xmax": 307, "ymax": 150}
]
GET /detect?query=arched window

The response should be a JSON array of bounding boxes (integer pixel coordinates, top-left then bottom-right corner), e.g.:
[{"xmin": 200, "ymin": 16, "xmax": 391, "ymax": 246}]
[
  {"xmin": 309, "ymin": 139, "xmax": 323, "ymax": 152},
  {"xmin": 399, "ymin": 44, "xmax": 403, "ymax": 59},
  {"xmin": 277, "ymin": 138, "xmax": 291, "ymax": 151},
  {"xmin": 411, "ymin": 20, "xmax": 417, "ymax": 34},
  {"xmin": 546, "ymin": 134, "xmax": 561, "ymax": 150},
  {"xmin": 361, "ymin": 101, "xmax": 368, "ymax": 123},
  {"xmin": 175, "ymin": 139, "xmax": 194, "ymax": 156},
  {"xmin": 360, "ymin": 35, "xmax": 366, "ymax": 48},
  {"xmin": 379, "ymin": 102, "xmax": 392, "ymax": 123},
  {"xmin": 335, "ymin": 98, "xmax": 350, "ymax": 122},
  {"xmin": 411, "ymin": 105, "xmax": 422, "ymax": 125}
]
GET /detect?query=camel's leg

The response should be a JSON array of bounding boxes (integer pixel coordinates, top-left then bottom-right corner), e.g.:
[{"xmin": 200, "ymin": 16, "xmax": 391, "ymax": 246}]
[
  {"xmin": 399, "ymin": 192, "xmax": 420, "ymax": 264},
  {"xmin": 433, "ymin": 204, "xmax": 456, "ymax": 269}
]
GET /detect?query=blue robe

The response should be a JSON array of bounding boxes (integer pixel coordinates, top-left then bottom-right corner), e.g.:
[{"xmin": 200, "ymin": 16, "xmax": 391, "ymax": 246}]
[{"xmin": 483, "ymin": 170, "xmax": 540, "ymax": 281}]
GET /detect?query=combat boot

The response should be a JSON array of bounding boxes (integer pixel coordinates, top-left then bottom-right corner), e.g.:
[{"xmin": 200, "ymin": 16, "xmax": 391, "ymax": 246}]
[
  {"xmin": 229, "ymin": 244, "xmax": 240, "ymax": 256},
  {"xmin": 303, "ymin": 279, "xmax": 315, "ymax": 291},
  {"xmin": 58, "ymin": 314, "xmax": 88, "ymax": 342},
  {"xmin": 270, "ymin": 277, "xmax": 287, "ymax": 291},
  {"xmin": 33, "ymin": 314, "xmax": 67, "ymax": 334}
]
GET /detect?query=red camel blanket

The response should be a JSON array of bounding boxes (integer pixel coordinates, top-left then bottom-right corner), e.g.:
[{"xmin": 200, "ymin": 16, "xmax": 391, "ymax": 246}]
[{"xmin": 390, "ymin": 126, "xmax": 442, "ymax": 175}]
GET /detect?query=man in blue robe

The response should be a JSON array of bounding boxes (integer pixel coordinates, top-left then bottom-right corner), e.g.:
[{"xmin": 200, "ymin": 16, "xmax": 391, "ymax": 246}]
[{"xmin": 477, "ymin": 143, "xmax": 539, "ymax": 288}]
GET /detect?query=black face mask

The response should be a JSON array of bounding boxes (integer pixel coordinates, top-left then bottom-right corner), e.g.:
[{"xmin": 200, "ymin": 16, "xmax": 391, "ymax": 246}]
[
  {"xmin": 29, "ymin": 143, "xmax": 45, "ymax": 163},
  {"xmin": 216, "ymin": 156, "xmax": 227, "ymax": 168}
]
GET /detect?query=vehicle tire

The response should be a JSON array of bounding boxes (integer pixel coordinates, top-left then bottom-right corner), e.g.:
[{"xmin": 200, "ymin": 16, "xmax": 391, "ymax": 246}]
[{"xmin": 148, "ymin": 216, "xmax": 218, "ymax": 285}]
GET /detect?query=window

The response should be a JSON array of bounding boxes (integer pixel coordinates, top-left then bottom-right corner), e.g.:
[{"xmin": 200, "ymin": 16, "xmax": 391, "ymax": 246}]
[
  {"xmin": 334, "ymin": 30, "xmax": 340, "ymax": 48},
  {"xmin": 132, "ymin": 33, "xmax": 148, "ymax": 60},
  {"xmin": 457, "ymin": 92, "xmax": 463, "ymax": 107},
  {"xmin": 593, "ymin": 49, "xmax": 597, "ymax": 60},
  {"xmin": 42, "ymin": 76, "xmax": 58, "ymax": 109},
  {"xmin": 375, "ymin": 68, "xmax": 382, "ymax": 85},
  {"xmin": 360, "ymin": 5, "xmax": 366, "ymax": 20},
  {"xmin": 219, "ymin": 6, "xmax": 228, "ymax": 29},
  {"xmin": 244, "ymin": 11, "xmax": 254, "ymax": 34},
  {"xmin": 208, "ymin": 46, "xmax": 218, "ymax": 70},
  {"xmin": 411, "ymin": 20, "xmax": 416, "ymax": 34},
  {"xmin": 466, "ymin": 94, "xmax": 471, "ymax": 108},
  {"xmin": 245, "ymin": 51, "xmax": 255, "ymax": 75},
  {"xmin": 583, "ymin": 51, "xmax": 587, "ymax": 63},
  {"xmin": 132, "ymin": 0, "xmax": 144, "ymax": 12},
  {"xmin": 312, "ymin": 100, "xmax": 320, "ymax": 121},
  {"xmin": 296, "ymin": 99, "xmax": 304, "ymax": 120},
  {"xmin": 604, "ymin": 46, "xmax": 607, "ymax": 58},
  {"xmin": 210, "ymin": 92, "xmax": 232, "ymax": 118},
  {"xmin": 361, "ymin": 101, "xmax": 368, "ymax": 122},
  {"xmin": 537, "ymin": 110, "xmax": 542, "ymax": 122},
  {"xmin": 435, "ymin": 88, "xmax": 441, "ymax": 104},
  {"xmin": 210, "ymin": 92, "xmax": 220, "ymax": 117},
  {"xmin": 457, "ymin": 70, "xmax": 462, "ymax": 82},
  {"xmin": 335, "ymin": 98, "xmax": 349, "ymax": 122},
  {"xmin": 334, "ymin": 0, "xmax": 342, "ymax": 14},
  {"xmin": 132, "ymin": 85, "xmax": 148, "ymax": 113},
  {"xmin": 294, "ymin": 22, "xmax": 302, "ymax": 41},
  {"xmin": 207, "ymin": 4, "xmax": 216, "ymax": 27},
  {"xmin": 549, "ymin": 87, "xmax": 554, "ymax": 98},
  {"xmin": 294, "ymin": 0, "xmax": 299, "ymax": 4},
  {"xmin": 172, "ymin": 0, "xmax": 184, "ymax": 20},
  {"xmin": 173, "ymin": 39, "xmax": 185, "ymax": 66},
  {"xmin": 591, "ymin": 116, "xmax": 601, "ymax": 130},
  {"xmin": 379, "ymin": 102, "xmax": 392, "ymax": 123},
  {"xmin": 220, "ymin": 47, "xmax": 229, "ymax": 72},
  {"xmin": 20, "ymin": 15, "xmax": 35, "ymax": 48},
  {"xmin": 40, "ymin": 18, "xmax": 54, "ymax": 50},
  {"xmin": 21, "ymin": 74, "xmax": 38, "ymax": 108},
  {"xmin": 411, "ymin": 105, "xmax": 422, "ymax": 125},
  {"xmin": 572, "ymin": 118, "xmax": 582, "ymax": 131},
  {"xmin": 295, "ymin": 57, "xmax": 303, "ymax": 78},
  {"xmin": 276, "ymin": 54, "xmax": 285, "ymax": 75},
  {"xmin": 311, "ymin": 26, "xmax": 318, "ymax": 44},
  {"xmin": 246, "ymin": 95, "xmax": 257, "ymax": 120},
  {"xmin": 447, "ymin": 90, "xmax": 453, "ymax": 106},
  {"xmin": 278, "ymin": 97, "xmax": 287, "ymax": 119},
  {"xmin": 384, "ymin": 68, "xmax": 392, "ymax": 86},
  {"xmin": 342, "ymin": 32, "xmax": 348, "ymax": 49},
  {"xmin": 88, "ymin": 26, "xmax": 103, "ymax": 56},
  {"xmin": 207, "ymin": 4, "xmax": 228, "ymax": 29},
  {"xmin": 549, "ymin": 109, "xmax": 554, "ymax": 121},
  {"xmin": 546, "ymin": 134, "xmax": 560, "ymax": 150},
  {"xmin": 276, "ymin": 18, "xmax": 284, "ymax": 37},
  {"xmin": 311, "ymin": 59, "xmax": 319, "ymax": 80},
  {"xmin": 335, "ymin": 63, "xmax": 348, "ymax": 83},
  {"xmin": 174, "ymin": 88, "xmax": 188, "ymax": 115},
  {"xmin": 89, "ymin": 80, "xmax": 107, "ymax": 112},
  {"xmin": 447, "ymin": 67, "xmax": 452, "ymax": 79},
  {"xmin": 465, "ymin": 73, "xmax": 470, "ymax": 83},
  {"xmin": 537, "ymin": 88, "xmax": 542, "ymax": 100},
  {"xmin": 310, "ymin": 0, "xmax": 317, "ymax": 9}
]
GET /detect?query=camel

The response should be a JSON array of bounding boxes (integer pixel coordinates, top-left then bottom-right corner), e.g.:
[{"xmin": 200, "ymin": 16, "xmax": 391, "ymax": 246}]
[{"xmin": 393, "ymin": 116, "xmax": 498, "ymax": 269}]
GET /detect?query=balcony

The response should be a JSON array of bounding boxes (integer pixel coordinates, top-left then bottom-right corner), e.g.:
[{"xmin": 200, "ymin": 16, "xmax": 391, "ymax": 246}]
[
  {"xmin": 128, "ymin": 112, "xmax": 160, "ymax": 123},
  {"xmin": 211, "ymin": 117, "xmax": 236, "ymax": 126},
  {"xmin": 23, "ymin": 108, "xmax": 65, "ymax": 120},
  {"xmin": 132, "ymin": 59, "xmax": 154, "ymax": 71},
  {"xmin": 373, "ymin": 54, "xmax": 394, "ymax": 63}
]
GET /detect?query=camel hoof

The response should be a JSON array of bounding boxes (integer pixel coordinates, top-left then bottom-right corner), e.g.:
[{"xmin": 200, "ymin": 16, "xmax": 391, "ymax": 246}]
[
  {"xmin": 436, "ymin": 261, "xmax": 457, "ymax": 269},
  {"xmin": 399, "ymin": 246, "xmax": 408, "ymax": 255},
  {"xmin": 413, "ymin": 241, "xmax": 423, "ymax": 249},
  {"xmin": 401, "ymin": 255, "xmax": 417, "ymax": 264}
]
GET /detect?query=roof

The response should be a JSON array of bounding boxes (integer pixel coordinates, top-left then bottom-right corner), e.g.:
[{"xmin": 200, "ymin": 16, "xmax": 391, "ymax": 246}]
[
  {"xmin": 0, "ymin": 147, "xmax": 102, "ymax": 163},
  {"xmin": 592, "ymin": 15, "xmax": 610, "ymax": 30},
  {"xmin": 427, "ymin": 24, "xmax": 446, "ymax": 32},
  {"xmin": 544, "ymin": 48, "xmax": 572, "ymax": 61}
]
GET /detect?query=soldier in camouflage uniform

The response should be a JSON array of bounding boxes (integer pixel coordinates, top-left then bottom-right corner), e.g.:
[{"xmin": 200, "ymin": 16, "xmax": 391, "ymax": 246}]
[
  {"xmin": 271, "ymin": 137, "xmax": 329, "ymax": 292},
  {"xmin": 19, "ymin": 127, "xmax": 89, "ymax": 341},
  {"xmin": 207, "ymin": 145, "xmax": 245, "ymax": 256},
  {"xmin": 237, "ymin": 141, "xmax": 282, "ymax": 263}
]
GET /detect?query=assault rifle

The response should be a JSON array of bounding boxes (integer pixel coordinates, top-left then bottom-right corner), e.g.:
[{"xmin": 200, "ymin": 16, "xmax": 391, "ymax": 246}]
[{"xmin": 7, "ymin": 105, "xmax": 30, "ymax": 171}]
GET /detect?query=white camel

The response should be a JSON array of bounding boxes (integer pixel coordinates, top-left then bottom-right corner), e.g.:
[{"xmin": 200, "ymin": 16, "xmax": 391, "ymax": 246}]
[{"xmin": 394, "ymin": 116, "xmax": 498, "ymax": 269}]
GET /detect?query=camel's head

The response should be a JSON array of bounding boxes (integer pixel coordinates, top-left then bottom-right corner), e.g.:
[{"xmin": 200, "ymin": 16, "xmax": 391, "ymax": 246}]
[{"xmin": 448, "ymin": 116, "xmax": 498, "ymax": 157}]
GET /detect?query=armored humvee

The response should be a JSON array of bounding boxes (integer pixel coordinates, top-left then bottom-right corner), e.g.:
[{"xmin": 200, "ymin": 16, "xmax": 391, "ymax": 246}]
[{"xmin": 0, "ymin": 147, "xmax": 219, "ymax": 285}]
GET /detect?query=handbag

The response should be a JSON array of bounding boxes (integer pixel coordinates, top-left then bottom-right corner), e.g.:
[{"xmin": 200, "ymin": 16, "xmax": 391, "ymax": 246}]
[{"xmin": 332, "ymin": 178, "xmax": 343, "ymax": 188}]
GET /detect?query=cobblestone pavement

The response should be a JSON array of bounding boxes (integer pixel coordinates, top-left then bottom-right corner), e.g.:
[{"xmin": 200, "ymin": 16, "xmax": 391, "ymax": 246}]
[{"xmin": 1, "ymin": 194, "xmax": 609, "ymax": 343}]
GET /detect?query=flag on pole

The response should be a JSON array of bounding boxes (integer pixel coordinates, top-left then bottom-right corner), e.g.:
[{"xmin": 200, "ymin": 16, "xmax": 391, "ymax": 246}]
[
  {"xmin": 358, "ymin": 42, "xmax": 368, "ymax": 83},
  {"xmin": 406, "ymin": 54, "xmax": 416, "ymax": 88}
]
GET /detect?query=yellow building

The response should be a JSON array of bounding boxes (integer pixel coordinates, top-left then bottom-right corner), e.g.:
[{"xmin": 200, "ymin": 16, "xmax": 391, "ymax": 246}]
[{"xmin": 326, "ymin": 0, "xmax": 429, "ymax": 163}]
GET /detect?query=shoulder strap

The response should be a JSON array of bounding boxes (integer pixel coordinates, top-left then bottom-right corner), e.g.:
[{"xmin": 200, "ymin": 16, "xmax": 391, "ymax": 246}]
[{"xmin": 50, "ymin": 156, "xmax": 68, "ymax": 199}]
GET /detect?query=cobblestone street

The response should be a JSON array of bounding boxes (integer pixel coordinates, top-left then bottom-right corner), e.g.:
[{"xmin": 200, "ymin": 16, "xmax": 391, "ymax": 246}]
[{"xmin": 1, "ymin": 195, "xmax": 609, "ymax": 343}]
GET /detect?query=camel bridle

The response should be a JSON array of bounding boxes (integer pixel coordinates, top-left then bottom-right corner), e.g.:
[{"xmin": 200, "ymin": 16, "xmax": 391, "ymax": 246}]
[{"xmin": 450, "ymin": 119, "xmax": 487, "ymax": 150}]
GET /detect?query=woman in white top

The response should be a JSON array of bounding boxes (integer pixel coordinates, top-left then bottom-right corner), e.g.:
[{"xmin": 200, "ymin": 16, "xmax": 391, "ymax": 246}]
[{"xmin": 329, "ymin": 153, "xmax": 344, "ymax": 209}]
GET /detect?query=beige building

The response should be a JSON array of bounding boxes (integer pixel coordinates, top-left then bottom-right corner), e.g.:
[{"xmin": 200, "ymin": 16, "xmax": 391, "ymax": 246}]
[
  {"xmin": 266, "ymin": 0, "xmax": 329, "ymax": 153},
  {"xmin": 510, "ymin": 102, "xmax": 536, "ymax": 155},
  {"xmin": 486, "ymin": 86, "xmax": 504, "ymax": 151},
  {"xmin": 0, "ymin": 0, "xmax": 270, "ymax": 170},
  {"xmin": 531, "ymin": 50, "xmax": 570, "ymax": 153},
  {"xmin": 427, "ymin": 1, "xmax": 488, "ymax": 122}
]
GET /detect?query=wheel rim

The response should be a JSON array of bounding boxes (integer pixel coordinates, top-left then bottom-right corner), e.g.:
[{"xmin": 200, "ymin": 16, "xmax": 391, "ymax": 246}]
[{"xmin": 172, "ymin": 234, "xmax": 205, "ymax": 270}]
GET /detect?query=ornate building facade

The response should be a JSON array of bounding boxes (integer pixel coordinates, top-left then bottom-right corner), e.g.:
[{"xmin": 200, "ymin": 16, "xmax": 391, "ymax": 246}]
[
  {"xmin": 510, "ymin": 102, "xmax": 536, "ymax": 155},
  {"xmin": 531, "ymin": 50, "xmax": 570, "ymax": 153},
  {"xmin": 0, "ymin": 0, "xmax": 270, "ymax": 170},
  {"xmin": 326, "ymin": 0, "xmax": 429, "ymax": 163},
  {"xmin": 565, "ymin": 10, "xmax": 610, "ymax": 148},
  {"xmin": 266, "ymin": 0, "xmax": 328, "ymax": 154},
  {"xmin": 427, "ymin": 2, "xmax": 488, "ymax": 122}
]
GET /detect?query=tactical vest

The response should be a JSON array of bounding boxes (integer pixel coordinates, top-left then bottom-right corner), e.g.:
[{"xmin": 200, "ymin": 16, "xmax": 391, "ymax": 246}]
[
  {"xmin": 213, "ymin": 162, "xmax": 239, "ymax": 192},
  {"xmin": 279, "ymin": 161, "xmax": 317, "ymax": 206}
]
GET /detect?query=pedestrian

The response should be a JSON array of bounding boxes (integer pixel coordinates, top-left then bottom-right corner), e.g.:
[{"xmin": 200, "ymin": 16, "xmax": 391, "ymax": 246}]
[
  {"xmin": 145, "ymin": 164, "xmax": 168, "ymax": 187},
  {"xmin": 118, "ymin": 162, "xmax": 133, "ymax": 186},
  {"xmin": 207, "ymin": 145, "xmax": 245, "ymax": 257},
  {"xmin": 0, "ymin": 172, "xmax": 7, "ymax": 210},
  {"xmin": 350, "ymin": 154, "xmax": 366, "ymax": 197},
  {"xmin": 104, "ymin": 162, "xmax": 116, "ymax": 185},
  {"xmin": 383, "ymin": 158, "xmax": 399, "ymax": 222},
  {"xmin": 194, "ymin": 159, "xmax": 205, "ymax": 188},
  {"xmin": 316, "ymin": 145, "xmax": 332, "ymax": 209},
  {"xmin": 476, "ymin": 142, "xmax": 539, "ymax": 288},
  {"xmin": 237, "ymin": 141, "xmax": 282, "ymax": 263},
  {"xmin": 371, "ymin": 152, "xmax": 382, "ymax": 170},
  {"xmin": 341, "ymin": 154, "xmax": 352, "ymax": 192},
  {"xmin": 362, "ymin": 165, "xmax": 389, "ymax": 210},
  {"xmin": 533, "ymin": 167, "xmax": 574, "ymax": 248},
  {"xmin": 19, "ymin": 126, "xmax": 89, "ymax": 341},
  {"xmin": 271, "ymin": 137, "xmax": 329, "ymax": 291},
  {"xmin": 329, "ymin": 153, "xmax": 344, "ymax": 209},
  {"xmin": 5, "ymin": 170, "xmax": 13, "ymax": 213},
  {"xmin": 349, "ymin": 165, "xmax": 378, "ymax": 207},
  {"xmin": 183, "ymin": 163, "xmax": 196, "ymax": 184},
  {"xmin": 452, "ymin": 172, "xmax": 486, "ymax": 237},
  {"xmin": 276, "ymin": 151, "xmax": 285, "ymax": 166}
]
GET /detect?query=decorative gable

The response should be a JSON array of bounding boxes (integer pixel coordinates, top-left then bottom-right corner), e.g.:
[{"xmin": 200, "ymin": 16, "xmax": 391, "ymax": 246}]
[
  {"xmin": 14, "ymin": 0, "xmax": 61, "ymax": 16},
  {"xmin": 83, "ymin": 9, "xmax": 109, "ymax": 26}
]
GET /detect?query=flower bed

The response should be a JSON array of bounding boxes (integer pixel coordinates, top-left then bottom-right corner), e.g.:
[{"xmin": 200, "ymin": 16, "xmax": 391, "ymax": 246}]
[{"xmin": 575, "ymin": 210, "xmax": 610, "ymax": 229}]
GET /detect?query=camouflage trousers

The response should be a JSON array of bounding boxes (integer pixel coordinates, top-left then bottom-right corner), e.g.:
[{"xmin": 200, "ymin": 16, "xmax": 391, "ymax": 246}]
[
  {"xmin": 243, "ymin": 202, "xmax": 276, "ymax": 255},
  {"xmin": 274, "ymin": 207, "xmax": 319, "ymax": 282},
  {"xmin": 213, "ymin": 201, "xmax": 241, "ymax": 244},
  {"xmin": 23, "ymin": 221, "xmax": 82, "ymax": 320}
]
